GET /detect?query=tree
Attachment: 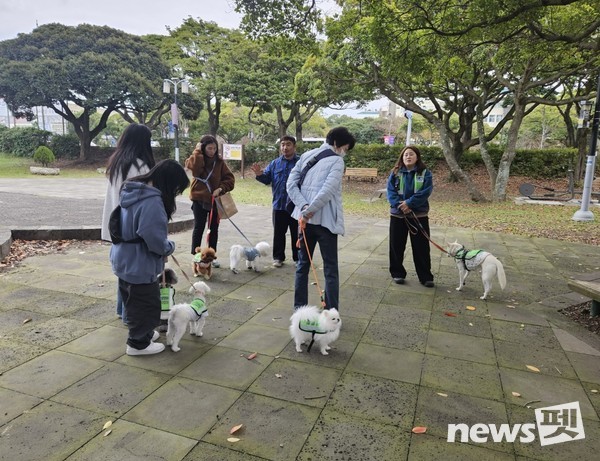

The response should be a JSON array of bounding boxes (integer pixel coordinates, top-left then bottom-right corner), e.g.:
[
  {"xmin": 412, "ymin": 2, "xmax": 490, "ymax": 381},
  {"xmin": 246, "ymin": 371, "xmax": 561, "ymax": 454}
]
[{"xmin": 0, "ymin": 24, "xmax": 171, "ymax": 160}]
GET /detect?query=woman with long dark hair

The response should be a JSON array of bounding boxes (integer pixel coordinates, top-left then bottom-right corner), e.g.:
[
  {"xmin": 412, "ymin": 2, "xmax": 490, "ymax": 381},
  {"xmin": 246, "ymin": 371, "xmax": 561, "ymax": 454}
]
[
  {"xmin": 185, "ymin": 135, "xmax": 235, "ymax": 267},
  {"xmin": 386, "ymin": 145, "xmax": 434, "ymax": 287},
  {"xmin": 110, "ymin": 159, "xmax": 189, "ymax": 356},
  {"xmin": 101, "ymin": 123, "xmax": 156, "ymax": 321}
]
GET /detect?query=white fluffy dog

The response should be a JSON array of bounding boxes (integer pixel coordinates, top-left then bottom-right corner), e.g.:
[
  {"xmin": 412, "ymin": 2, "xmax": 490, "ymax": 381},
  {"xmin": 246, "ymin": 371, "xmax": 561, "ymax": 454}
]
[
  {"xmin": 289, "ymin": 305, "xmax": 342, "ymax": 355},
  {"xmin": 229, "ymin": 241, "xmax": 271, "ymax": 274},
  {"xmin": 447, "ymin": 241, "xmax": 507, "ymax": 300},
  {"xmin": 166, "ymin": 281, "xmax": 210, "ymax": 352}
]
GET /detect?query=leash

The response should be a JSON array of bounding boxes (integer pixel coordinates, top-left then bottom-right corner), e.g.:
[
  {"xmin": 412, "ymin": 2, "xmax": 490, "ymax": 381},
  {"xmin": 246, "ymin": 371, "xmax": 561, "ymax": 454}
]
[
  {"xmin": 169, "ymin": 254, "xmax": 196, "ymax": 289},
  {"xmin": 213, "ymin": 196, "xmax": 254, "ymax": 247},
  {"xmin": 296, "ymin": 218, "xmax": 326, "ymax": 308},
  {"xmin": 406, "ymin": 211, "xmax": 448, "ymax": 255}
]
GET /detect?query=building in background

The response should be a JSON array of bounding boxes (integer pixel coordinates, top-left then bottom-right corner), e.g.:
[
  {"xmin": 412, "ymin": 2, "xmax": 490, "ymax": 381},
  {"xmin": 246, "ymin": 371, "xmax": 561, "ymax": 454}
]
[{"xmin": 0, "ymin": 98, "xmax": 67, "ymax": 134}]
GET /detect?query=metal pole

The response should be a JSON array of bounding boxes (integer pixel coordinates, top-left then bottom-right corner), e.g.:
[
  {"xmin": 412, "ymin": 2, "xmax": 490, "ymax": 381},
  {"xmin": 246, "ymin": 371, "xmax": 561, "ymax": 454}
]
[
  {"xmin": 572, "ymin": 73, "xmax": 600, "ymax": 222},
  {"xmin": 405, "ymin": 110, "xmax": 413, "ymax": 146},
  {"xmin": 173, "ymin": 83, "xmax": 179, "ymax": 163}
]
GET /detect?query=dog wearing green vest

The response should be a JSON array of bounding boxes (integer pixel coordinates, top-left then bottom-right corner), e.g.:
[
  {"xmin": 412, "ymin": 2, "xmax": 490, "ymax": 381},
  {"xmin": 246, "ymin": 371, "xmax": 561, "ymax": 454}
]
[
  {"xmin": 289, "ymin": 305, "xmax": 341, "ymax": 355},
  {"xmin": 166, "ymin": 281, "xmax": 210, "ymax": 352},
  {"xmin": 447, "ymin": 241, "xmax": 507, "ymax": 300}
]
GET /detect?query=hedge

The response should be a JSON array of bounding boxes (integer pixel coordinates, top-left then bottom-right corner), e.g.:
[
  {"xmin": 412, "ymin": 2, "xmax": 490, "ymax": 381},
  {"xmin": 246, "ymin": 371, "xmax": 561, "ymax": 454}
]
[{"xmin": 0, "ymin": 126, "xmax": 52, "ymax": 157}]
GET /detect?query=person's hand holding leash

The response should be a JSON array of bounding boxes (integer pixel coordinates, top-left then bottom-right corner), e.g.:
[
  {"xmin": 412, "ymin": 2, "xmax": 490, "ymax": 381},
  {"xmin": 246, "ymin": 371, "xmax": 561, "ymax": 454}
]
[
  {"xmin": 212, "ymin": 187, "xmax": 222, "ymax": 197},
  {"xmin": 399, "ymin": 201, "xmax": 411, "ymax": 214}
]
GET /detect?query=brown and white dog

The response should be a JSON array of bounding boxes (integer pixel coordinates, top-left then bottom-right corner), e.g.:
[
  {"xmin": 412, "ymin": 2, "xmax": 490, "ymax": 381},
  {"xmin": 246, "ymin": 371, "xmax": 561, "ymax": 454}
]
[
  {"xmin": 192, "ymin": 247, "xmax": 217, "ymax": 279},
  {"xmin": 447, "ymin": 241, "xmax": 507, "ymax": 300}
]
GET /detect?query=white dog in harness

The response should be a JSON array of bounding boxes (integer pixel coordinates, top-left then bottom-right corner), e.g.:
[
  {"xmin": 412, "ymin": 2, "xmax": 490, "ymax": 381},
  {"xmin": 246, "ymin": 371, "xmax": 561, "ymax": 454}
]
[
  {"xmin": 447, "ymin": 241, "xmax": 507, "ymax": 300},
  {"xmin": 166, "ymin": 281, "xmax": 210, "ymax": 352}
]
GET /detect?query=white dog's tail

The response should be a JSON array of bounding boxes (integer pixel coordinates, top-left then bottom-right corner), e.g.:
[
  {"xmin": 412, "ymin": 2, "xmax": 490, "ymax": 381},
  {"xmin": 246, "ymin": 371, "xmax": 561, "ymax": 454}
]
[{"xmin": 490, "ymin": 256, "xmax": 506, "ymax": 290}]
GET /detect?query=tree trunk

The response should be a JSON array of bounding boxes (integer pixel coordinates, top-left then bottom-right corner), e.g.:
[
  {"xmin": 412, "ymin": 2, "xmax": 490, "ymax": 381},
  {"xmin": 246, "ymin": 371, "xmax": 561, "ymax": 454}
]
[
  {"xmin": 575, "ymin": 128, "xmax": 589, "ymax": 181},
  {"xmin": 294, "ymin": 109, "xmax": 303, "ymax": 142},
  {"xmin": 476, "ymin": 101, "xmax": 498, "ymax": 191},
  {"xmin": 206, "ymin": 97, "xmax": 221, "ymax": 136},
  {"xmin": 493, "ymin": 102, "xmax": 526, "ymax": 201}
]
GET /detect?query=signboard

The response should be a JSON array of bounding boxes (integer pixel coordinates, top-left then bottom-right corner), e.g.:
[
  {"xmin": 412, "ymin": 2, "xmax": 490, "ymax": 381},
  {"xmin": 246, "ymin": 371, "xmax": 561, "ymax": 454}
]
[
  {"xmin": 383, "ymin": 135, "xmax": 395, "ymax": 145},
  {"xmin": 222, "ymin": 144, "xmax": 243, "ymax": 161}
]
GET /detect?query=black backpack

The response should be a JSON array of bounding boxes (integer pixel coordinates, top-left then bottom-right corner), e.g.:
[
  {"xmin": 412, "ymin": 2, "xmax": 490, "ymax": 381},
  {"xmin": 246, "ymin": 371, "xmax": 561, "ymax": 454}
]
[{"xmin": 109, "ymin": 205, "xmax": 144, "ymax": 244}]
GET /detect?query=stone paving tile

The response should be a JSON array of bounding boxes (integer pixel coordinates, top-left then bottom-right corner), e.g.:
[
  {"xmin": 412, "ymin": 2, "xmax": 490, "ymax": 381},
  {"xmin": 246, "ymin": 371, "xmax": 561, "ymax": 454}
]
[
  {"xmin": 491, "ymin": 319, "xmax": 563, "ymax": 349},
  {"xmin": 181, "ymin": 441, "xmax": 266, "ymax": 461},
  {"xmin": 488, "ymin": 302, "xmax": 551, "ymax": 326},
  {"xmin": 66, "ymin": 297, "xmax": 124, "ymax": 325},
  {"xmin": 326, "ymin": 371, "xmax": 418, "ymax": 428},
  {"xmin": 0, "ymin": 387, "xmax": 43, "ymax": 426},
  {"xmin": 346, "ymin": 343, "xmax": 423, "ymax": 384},
  {"xmin": 246, "ymin": 302, "xmax": 291, "ymax": 330},
  {"xmin": 421, "ymin": 355, "xmax": 503, "ymax": 401},
  {"xmin": 123, "ymin": 376, "xmax": 242, "ymax": 439},
  {"xmin": 0, "ymin": 308, "xmax": 53, "ymax": 336},
  {"xmin": 565, "ymin": 351, "xmax": 600, "ymax": 384},
  {"xmin": 278, "ymin": 337, "xmax": 356, "ymax": 370},
  {"xmin": 58, "ymin": 325, "xmax": 127, "ymax": 361},
  {"xmin": 248, "ymin": 358, "xmax": 341, "ymax": 408},
  {"xmin": 223, "ymin": 284, "xmax": 285, "ymax": 305},
  {"xmin": 216, "ymin": 323, "xmax": 292, "ymax": 356},
  {"xmin": 407, "ymin": 433, "xmax": 516, "ymax": 461},
  {"xmin": 429, "ymin": 310, "xmax": 493, "ymax": 338},
  {"xmin": 426, "ymin": 330, "xmax": 496, "ymax": 365},
  {"xmin": 0, "ymin": 401, "xmax": 104, "ymax": 461},
  {"xmin": 361, "ymin": 317, "xmax": 429, "ymax": 352},
  {"xmin": 65, "ymin": 419, "xmax": 197, "ymax": 461},
  {"xmin": 499, "ymin": 368, "xmax": 598, "ymax": 421},
  {"xmin": 194, "ymin": 317, "xmax": 243, "ymax": 345},
  {"xmin": 179, "ymin": 345, "xmax": 274, "ymax": 391},
  {"xmin": 117, "ymin": 341, "xmax": 213, "ymax": 375},
  {"xmin": 202, "ymin": 392, "xmax": 320, "ymax": 460},
  {"xmin": 0, "ymin": 339, "xmax": 48, "ymax": 374},
  {"xmin": 0, "ymin": 350, "xmax": 104, "ymax": 399},
  {"xmin": 495, "ymin": 339, "xmax": 578, "ymax": 379},
  {"xmin": 332, "ymin": 315, "xmax": 369, "ymax": 343},
  {"xmin": 1, "ymin": 317, "xmax": 99, "ymax": 349},
  {"xmin": 507, "ymin": 404, "xmax": 600, "ymax": 461},
  {"xmin": 51, "ymin": 362, "xmax": 171, "ymax": 417},
  {"xmin": 209, "ymin": 297, "xmax": 268, "ymax": 323},
  {"xmin": 296, "ymin": 409, "xmax": 411, "ymax": 461}
]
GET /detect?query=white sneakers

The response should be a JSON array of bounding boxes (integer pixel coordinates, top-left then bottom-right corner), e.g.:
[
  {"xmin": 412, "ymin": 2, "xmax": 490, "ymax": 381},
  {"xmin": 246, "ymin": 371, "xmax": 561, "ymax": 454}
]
[
  {"xmin": 126, "ymin": 332, "xmax": 165, "ymax": 356},
  {"xmin": 272, "ymin": 260, "xmax": 283, "ymax": 268}
]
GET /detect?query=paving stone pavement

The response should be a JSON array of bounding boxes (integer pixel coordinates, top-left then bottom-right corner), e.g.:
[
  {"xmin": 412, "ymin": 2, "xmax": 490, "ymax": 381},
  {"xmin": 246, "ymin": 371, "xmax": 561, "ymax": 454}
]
[{"xmin": 0, "ymin": 178, "xmax": 600, "ymax": 460}]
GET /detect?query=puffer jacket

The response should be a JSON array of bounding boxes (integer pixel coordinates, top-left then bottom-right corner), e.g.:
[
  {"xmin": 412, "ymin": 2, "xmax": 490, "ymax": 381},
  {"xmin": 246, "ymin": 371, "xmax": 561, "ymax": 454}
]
[
  {"xmin": 109, "ymin": 181, "xmax": 175, "ymax": 284},
  {"xmin": 185, "ymin": 152, "xmax": 235, "ymax": 208},
  {"xmin": 286, "ymin": 143, "xmax": 345, "ymax": 235},
  {"xmin": 386, "ymin": 167, "xmax": 433, "ymax": 218}
]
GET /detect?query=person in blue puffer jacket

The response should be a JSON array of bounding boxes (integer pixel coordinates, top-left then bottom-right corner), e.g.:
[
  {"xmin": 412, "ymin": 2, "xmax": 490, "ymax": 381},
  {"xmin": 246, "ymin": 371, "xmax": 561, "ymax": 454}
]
[
  {"xmin": 110, "ymin": 159, "xmax": 190, "ymax": 356},
  {"xmin": 386, "ymin": 145, "xmax": 434, "ymax": 287}
]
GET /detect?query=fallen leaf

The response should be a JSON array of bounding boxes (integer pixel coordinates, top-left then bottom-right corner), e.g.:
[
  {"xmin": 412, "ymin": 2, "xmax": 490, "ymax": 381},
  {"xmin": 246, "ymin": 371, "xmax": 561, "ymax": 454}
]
[
  {"xmin": 506, "ymin": 305, "xmax": 516, "ymax": 309},
  {"xmin": 23, "ymin": 318, "xmax": 32, "ymax": 324},
  {"xmin": 246, "ymin": 296, "xmax": 252, "ymax": 299},
  {"xmin": 247, "ymin": 352, "xmax": 258, "ymax": 360},
  {"xmin": 256, "ymin": 307, "xmax": 263, "ymax": 311},
  {"xmin": 468, "ymin": 322, "xmax": 473, "ymax": 327},
  {"xmin": 98, "ymin": 283, "xmax": 104, "ymax": 287},
  {"xmin": 230, "ymin": 424, "xmax": 243, "ymax": 435},
  {"xmin": 466, "ymin": 306, "xmax": 476, "ymax": 311},
  {"xmin": 275, "ymin": 373, "xmax": 283, "ymax": 378},
  {"xmin": 436, "ymin": 392, "xmax": 448, "ymax": 397},
  {"xmin": 511, "ymin": 392, "xmax": 521, "ymax": 397},
  {"xmin": 103, "ymin": 429, "xmax": 112, "ymax": 437},
  {"xmin": 227, "ymin": 437, "xmax": 240, "ymax": 443},
  {"xmin": 412, "ymin": 426, "xmax": 427, "ymax": 434},
  {"xmin": 443, "ymin": 311, "xmax": 457, "ymax": 317},
  {"xmin": 102, "ymin": 421, "xmax": 113, "ymax": 430},
  {"xmin": 591, "ymin": 389, "xmax": 598, "ymax": 394},
  {"xmin": 526, "ymin": 365, "xmax": 541, "ymax": 373}
]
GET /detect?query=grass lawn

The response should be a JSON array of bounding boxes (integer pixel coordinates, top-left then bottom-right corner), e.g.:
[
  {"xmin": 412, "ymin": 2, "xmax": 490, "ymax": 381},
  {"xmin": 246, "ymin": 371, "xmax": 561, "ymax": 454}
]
[{"xmin": 0, "ymin": 153, "xmax": 99, "ymax": 178}]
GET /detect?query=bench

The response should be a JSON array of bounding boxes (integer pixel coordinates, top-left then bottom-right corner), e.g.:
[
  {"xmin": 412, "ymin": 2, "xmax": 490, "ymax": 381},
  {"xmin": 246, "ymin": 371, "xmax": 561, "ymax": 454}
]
[
  {"xmin": 345, "ymin": 168, "xmax": 378, "ymax": 181},
  {"xmin": 567, "ymin": 279, "xmax": 600, "ymax": 317}
]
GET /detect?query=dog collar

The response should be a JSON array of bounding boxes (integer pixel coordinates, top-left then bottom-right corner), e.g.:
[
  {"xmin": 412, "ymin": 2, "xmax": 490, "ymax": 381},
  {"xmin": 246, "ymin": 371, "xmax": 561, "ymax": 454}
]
[{"xmin": 189, "ymin": 298, "xmax": 208, "ymax": 318}]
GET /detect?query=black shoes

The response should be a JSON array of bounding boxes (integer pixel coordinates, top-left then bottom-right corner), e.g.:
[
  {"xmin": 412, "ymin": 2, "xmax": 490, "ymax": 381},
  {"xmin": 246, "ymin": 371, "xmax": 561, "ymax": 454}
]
[
  {"xmin": 423, "ymin": 281, "xmax": 435, "ymax": 288},
  {"xmin": 393, "ymin": 278, "xmax": 405, "ymax": 284}
]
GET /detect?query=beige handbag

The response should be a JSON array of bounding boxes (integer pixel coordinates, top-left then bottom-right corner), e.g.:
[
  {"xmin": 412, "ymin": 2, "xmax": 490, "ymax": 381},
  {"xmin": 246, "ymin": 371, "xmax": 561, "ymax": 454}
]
[{"xmin": 216, "ymin": 192, "xmax": 238, "ymax": 219}]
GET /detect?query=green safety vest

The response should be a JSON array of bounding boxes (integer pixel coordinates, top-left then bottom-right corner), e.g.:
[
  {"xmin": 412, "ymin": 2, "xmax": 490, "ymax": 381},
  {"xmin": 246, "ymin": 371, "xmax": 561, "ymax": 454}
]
[
  {"xmin": 398, "ymin": 168, "xmax": 427, "ymax": 194},
  {"xmin": 299, "ymin": 318, "xmax": 327, "ymax": 335},
  {"xmin": 190, "ymin": 298, "xmax": 208, "ymax": 318}
]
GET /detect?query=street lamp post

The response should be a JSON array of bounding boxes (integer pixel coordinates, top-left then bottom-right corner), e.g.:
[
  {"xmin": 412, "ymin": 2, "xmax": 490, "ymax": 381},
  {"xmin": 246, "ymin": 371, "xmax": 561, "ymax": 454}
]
[{"xmin": 163, "ymin": 78, "xmax": 189, "ymax": 162}]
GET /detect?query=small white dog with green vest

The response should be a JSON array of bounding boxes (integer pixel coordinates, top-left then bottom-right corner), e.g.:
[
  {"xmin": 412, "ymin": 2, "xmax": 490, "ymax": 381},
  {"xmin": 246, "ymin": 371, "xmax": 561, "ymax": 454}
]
[
  {"xmin": 289, "ymin": 305, "xmax": 341, "ymax": 355},
  {"xmin": 446, "ymin": 241, "xmax": 507, "ymax": 300},
  {"xmin": 166, "ymin": 281, "xmax": 210, "ymax": 352}
]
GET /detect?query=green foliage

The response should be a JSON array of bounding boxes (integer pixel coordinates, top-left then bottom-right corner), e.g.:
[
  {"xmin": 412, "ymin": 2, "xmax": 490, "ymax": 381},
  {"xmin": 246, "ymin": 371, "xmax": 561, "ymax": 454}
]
[
  {"xmin": 0, "ymin": 127, "xmax": 51, "ymax": 157},
  {"xmin": 345, "ymin": 144, "xmax": 444, "ymax": 174},
  {"xmin": 49, "ymin": 134, "xmax": 80, "ymax": 159},
  {"xmin": 153, "ymin": 137, "xmax": 196, "ymax": 163},
  {"xmin": 33, "ymin": 145, "xmax": 55, "ymax": 166}
]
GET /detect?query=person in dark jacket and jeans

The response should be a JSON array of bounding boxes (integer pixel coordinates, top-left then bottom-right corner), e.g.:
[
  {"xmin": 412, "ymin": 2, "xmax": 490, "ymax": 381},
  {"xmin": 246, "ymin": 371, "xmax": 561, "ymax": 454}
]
[
  {"xmin": 110, "ymin": 159, "xmax": 190, "ymax": 356},
  {"xmin": 387, "ymin": 145, "xmax": 434, "ymax": 287},
  {"xmin": 251, "ymin": 135, "xmax": 300, "ymax": 267}
]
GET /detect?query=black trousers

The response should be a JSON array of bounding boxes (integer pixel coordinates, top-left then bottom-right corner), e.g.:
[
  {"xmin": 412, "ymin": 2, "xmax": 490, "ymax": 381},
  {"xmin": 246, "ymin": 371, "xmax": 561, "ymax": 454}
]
[
  {"xmin": 191, "ymin": 201, "xmax": 220, "ymax": 254},
  {"xmin": 119, "ymin": 279, "xmax": 161, "ymax": 350},
  {"xmin": 389, "ymin": 215, "xmax": 433, "ymax": 283},
  {"xmin": 272, "ymin": 209, "xmax": 298, "ymax": 262}
]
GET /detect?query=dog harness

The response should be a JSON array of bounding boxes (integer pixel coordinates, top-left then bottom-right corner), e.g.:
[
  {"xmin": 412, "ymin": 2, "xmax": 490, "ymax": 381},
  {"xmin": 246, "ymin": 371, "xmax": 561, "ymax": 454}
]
[
  {"xmin": 193, "ymin": 253, "xmax": 203, "ymax": 263},
  {"xmin": 299, "ymin": 318, "xmax": 329, "ymax": 353},
  {"xmin": 244, "ymin": 247, "xmax": 260, "ymax": 262},
  {"xmin": 454, "ymin": 247, "xmax": 489, "ymax": 271},
  {"xmin": 189, "ymin": 298, "xmax": 208, "ymax": 319}
]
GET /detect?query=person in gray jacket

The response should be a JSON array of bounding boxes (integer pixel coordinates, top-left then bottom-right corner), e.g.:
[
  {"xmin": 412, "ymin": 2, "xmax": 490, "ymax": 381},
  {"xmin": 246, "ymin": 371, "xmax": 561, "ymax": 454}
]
[
  {"xmin": 286, "ymin": 127, "xmax": 356, "ymax": 311},
  {"xmin": 110, "ymin": 159, "xmax": 189, "ymax": 356}
]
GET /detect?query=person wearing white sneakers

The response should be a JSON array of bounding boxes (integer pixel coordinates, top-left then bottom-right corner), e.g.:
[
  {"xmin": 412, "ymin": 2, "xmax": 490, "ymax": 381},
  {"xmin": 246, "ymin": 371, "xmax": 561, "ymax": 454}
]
[{"xmin": 110, "ymin": 159, "xmax": 190, "ymax": 356}]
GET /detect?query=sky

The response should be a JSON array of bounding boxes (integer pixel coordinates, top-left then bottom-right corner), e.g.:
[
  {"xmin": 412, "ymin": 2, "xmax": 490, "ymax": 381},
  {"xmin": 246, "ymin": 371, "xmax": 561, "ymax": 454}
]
[{"xmin": 0, "ymin": 0, "xmax": 243, "ymax": 40}]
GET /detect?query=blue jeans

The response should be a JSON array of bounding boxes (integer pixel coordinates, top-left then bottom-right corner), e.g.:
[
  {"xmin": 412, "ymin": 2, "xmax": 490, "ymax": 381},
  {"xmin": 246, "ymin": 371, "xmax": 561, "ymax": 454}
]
[
  {"xmin": 116, "ymin": 287, "xmax": 127, "ymax": 324},
  {"xmin": 294, "ymin": 223, "xmax": 339, "ymax": 310}
]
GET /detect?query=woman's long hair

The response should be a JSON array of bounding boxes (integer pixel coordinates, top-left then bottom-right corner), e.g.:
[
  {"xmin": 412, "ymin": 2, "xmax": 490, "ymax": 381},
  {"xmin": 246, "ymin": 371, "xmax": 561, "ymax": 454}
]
[
  {"xmin": 106, "ymin": 124, "xmax": 156, "ymax": 184},
  {"xmin": 392, "ymin": 146, "xmax": 427, "ymax": 174},
  {"xmin": 192, "ymin": 135, "xmax": 220, "ymax": 160},
  {"xmin": 130, "ymin": 159, "xmax": 190, "ymax": 220}
]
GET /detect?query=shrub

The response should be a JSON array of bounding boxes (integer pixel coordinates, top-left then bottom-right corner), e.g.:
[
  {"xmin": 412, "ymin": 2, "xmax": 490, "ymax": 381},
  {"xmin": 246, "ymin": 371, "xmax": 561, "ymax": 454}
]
[
  {"xmin": 49, "ymin": 134, "xmax": 80, "ymax": 159},
  {"xmin": 0, "ymin": 127, "xmax": 51, "ymax": 157},
  {"xmin": 33, "ymin": 146, "xmax": 56, "ymax": 166}
]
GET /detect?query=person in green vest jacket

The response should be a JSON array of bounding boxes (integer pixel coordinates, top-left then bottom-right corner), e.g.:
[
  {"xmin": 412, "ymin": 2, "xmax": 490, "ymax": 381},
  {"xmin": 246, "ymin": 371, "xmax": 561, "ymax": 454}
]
[{"xmin": 386, "ymin": 146, "xmax": 435, "ymax": 287}]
